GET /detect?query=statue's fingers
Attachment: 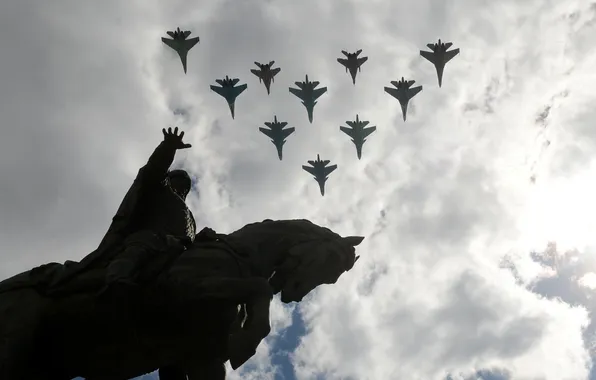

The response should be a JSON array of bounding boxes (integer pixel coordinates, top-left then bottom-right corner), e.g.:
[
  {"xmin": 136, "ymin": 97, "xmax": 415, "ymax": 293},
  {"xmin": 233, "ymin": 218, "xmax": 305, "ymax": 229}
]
[
  {"xmin": 162, "ymin": 128, "xmax": 167, "ymax": 136},
  {"xmin": 182, "ymin": 143, "xmax": 192, "ymax": 149},
  {"xmin": 174, "ymin": 126, "xmax": 178, "ymax": 135},
  {"xmin": 179, "ymin": 131, "xmax": 185, "ymax": 139}
]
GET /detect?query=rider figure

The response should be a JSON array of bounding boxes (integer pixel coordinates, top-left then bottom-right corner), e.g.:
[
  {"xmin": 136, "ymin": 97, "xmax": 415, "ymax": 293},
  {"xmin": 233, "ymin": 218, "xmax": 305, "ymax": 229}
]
[{"xmin": 99, "ymin": 127, "xmax": 196, "ymax": 295}]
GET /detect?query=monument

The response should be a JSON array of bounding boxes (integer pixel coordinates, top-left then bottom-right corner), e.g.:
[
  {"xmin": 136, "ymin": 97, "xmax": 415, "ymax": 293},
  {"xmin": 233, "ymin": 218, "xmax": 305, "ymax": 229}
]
[{"xmin": 0, "ymin": 128, "xmax": 364, "ymax": 380}]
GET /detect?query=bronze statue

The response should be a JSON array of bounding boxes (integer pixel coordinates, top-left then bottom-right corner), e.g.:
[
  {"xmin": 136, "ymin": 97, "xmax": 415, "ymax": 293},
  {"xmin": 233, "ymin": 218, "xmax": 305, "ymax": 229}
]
[
  {"xmin": 0, "ymin": 129, "xmax": 364, "ymax": 380},
  {"xmin": 37, "ymin": 126, "xmax": 196, "ymax": 299},
  {"xmin": 100, "ymin": 126, "xmax": 196, "ymax": 298}
]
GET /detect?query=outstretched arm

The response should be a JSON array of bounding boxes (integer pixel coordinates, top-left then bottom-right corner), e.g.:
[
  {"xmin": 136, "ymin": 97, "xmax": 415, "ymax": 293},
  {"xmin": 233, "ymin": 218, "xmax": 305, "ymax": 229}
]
[{"xmin": 137, "ymin": 127, "xmax": 192, "ymax": 185}]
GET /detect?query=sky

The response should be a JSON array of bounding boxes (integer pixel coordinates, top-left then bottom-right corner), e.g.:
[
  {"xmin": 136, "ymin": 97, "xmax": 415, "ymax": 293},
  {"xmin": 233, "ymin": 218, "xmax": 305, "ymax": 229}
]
[{"xmin": 1, "ymin": 0, "xmax": 596, "ymax": 379}]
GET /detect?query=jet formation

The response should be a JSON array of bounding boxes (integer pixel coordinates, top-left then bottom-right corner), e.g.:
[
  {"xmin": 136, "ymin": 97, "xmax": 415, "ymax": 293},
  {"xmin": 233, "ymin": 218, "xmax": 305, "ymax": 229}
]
[
  {"xmin": 251, "ymin": 61, "xmax": 281, "ymax": 95},
  {"xmin": 259, "ymin": 116, "xmax": 295, "ymax": 160},
  {"xmin": 302, "ymin": 154, "xmax": 337, "ymax": 196},
  {"xmin": 340, "ymin": 115, "xmax": 376, "ymax": 159},
  {"xmin": 161, "ymin": 31, "xmax": 460, "ymax": 196},
  {"xmin": 419, "ymin": 39, "xmax": 460, "ymax": 87},
  {"xmin": 161, "ymin": 27, "xmax": 200, "ymax": 74},
  {"xmin": 384, "ymin": 77, "xmax": 423, "ymax": 121},
  {"xmin": 289, "ymin": 75, "xmax": 327, "ymax": 123},
  {"xmin": 337, "ymin": 50, "xmax": 368, "ymax": 85},
  {"xmin": 210, "ymin": 76, "xmax": 247, "ymax": 119}
]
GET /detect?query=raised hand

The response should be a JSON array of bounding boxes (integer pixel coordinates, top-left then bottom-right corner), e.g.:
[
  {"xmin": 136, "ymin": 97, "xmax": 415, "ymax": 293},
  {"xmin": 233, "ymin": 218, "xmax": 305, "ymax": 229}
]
[{"xmin": 162, "ymin": 127, "xmax": 192, "ymax": 150}]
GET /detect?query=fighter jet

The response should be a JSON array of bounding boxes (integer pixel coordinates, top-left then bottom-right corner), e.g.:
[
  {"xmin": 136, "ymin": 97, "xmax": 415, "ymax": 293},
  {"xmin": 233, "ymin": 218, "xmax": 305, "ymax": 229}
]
[
  {"xmin": 384, "ymin": 77, "xmax": 423, "ymax": 121},
  {"xmin": 210, "ymin": 76, "xmax": 247, "ymax": 119},
  {"xmin": 161, "ymin": 27, "xmax": 200, "ymax": 74},
  {"xmin": 337, "ymin": 49, "xmax": 368, "ymax": 85},
  {"xmin": 419, "ymin": 39, "xmax": 460, "ymax": 87},
  {"xmin": 251, "ymin": 61, "xmax": 281, "ymax": 95},
  {"xmin": 259, "ymin": 115, "xmax": 295, "ymax": 160},
  {"xmin": 340, "ymin": 114, "xmax": 376, "ymax": 159},
  {"xmin": 302, "ymin": 154, "xmax": 337, "ymax": 196},
  {"xmin": 289, "ymin": 75, "xmax": 327, "ymax": 123}
]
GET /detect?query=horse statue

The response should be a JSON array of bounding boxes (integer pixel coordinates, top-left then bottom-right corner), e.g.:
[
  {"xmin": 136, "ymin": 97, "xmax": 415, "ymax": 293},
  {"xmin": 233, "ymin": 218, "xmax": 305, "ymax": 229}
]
[{"xmin": 0, "ymin": 218, "xmax": 364, "ymax": 380}]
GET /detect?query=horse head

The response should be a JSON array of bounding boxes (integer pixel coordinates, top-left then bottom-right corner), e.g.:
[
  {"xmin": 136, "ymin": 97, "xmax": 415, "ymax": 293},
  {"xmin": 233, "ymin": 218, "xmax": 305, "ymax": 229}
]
[
  {"xmin": 273, "ymin": 234, "xmax": 363, "ymax": 303},
  {"xmin": 227, "ymin": 219, "xmax": 364, "ymax": 303}
]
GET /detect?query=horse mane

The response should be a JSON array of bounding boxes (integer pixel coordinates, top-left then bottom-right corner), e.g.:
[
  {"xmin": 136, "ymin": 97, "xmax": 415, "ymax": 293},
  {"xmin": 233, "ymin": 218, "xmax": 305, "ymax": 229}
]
[
  {"xmin": 231, "ymin": 219, "xmax": 340, "ymax": 242},
  {"xmin": 227, "ymin": 219, "xmax": 342, "ymax": 263}
]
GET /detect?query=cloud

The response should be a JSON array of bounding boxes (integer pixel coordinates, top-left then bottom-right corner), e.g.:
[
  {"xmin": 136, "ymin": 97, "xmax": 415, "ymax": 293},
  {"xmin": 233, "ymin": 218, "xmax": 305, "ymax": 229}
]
[{"xmin": 2, "ymin": 0, "xmax": 596, "ymax": 379}]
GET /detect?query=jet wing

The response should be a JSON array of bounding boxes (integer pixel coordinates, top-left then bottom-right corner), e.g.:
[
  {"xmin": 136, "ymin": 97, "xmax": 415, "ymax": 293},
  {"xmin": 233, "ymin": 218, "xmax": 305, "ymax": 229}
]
[
  {"xmin": 281, "ymin": 127, "xmax": 295, "ymax": 139},
  {"xmin": 419, "ymin": 50, "xmax": 436, "ymax": 64},
  {"xmin": 337, "ymin": 58, "xmax": 349, "ymax": 67},
  {"xmin": 289, "ymin": 87, "xmax": 304, "ymax": 100},
  {"xmin": 259, "ymin": 127, "xmax": 287, "ymax": 141},
  {"xmin": 443, "ymin": 48, "xmax": 460, "ymax": 63},
  {"xmin": 312, "ymin": 87, "xmax": 327, "ymax": 99},
  {"xmin": 340, "ymin": 126, "xmax": 354, "ymax": 138},
  {"xmin": 384, "ymin": 87, "xmax": 400, "ymax": 99},
  {"xmin": 270, "ymin": 68, "xmax": 281, "ymax": 76},
  {"xmin": 250, "ymin": 69, "xmax": 262, "ymax": 79},
  {"xmin": 261, "ymin": 127, "xmax": 294, "ymax": 140},
  {"xmin": 324, "ymin": 165, "xmax": 337, "ymax": 176},
  {"xmin": 183, "ymin": 30, "xmax": 191, "ymax": 38},
  {"xmin": 302, "ymin": 165, "xmax": 317, "ymax": 176},
  {"xmin": 162, "ymin": 38, "xmax": 180, "ymax": 51},
  {"xmin": 259, "ymin": 127, "xmax": 274, "ymax": 139},
  {"xmin": 362, "ymin": 126, "xmax": 376, "ymax": 138},
  {"xmin": 210, "ymin": 85, "xmax": 225, "ymax": 96},
  {"xmin": 230, "ymin": 84, "xmax": 247, "ymax": 97},
  {"xmin": 182, "ymin": 37, "xmax": 200, "ymax": 50},
  {"xmin": 357, "ymin": 57, "xmax": 368, "ymax": 66},
  {"xmin": 407, "ymin": 86, "xmax": 422, "ymax": 98}
]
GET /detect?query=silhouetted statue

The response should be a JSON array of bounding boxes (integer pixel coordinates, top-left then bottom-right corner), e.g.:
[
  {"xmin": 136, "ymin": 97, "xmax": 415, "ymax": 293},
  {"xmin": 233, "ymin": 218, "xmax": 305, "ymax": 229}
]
[
  {"xmin": 40, "ymin": 126, "xmax": 196, "ymax": 299},
  {"xmin": 0, "ymin": 130, "xmax": 364, "ymax": 380}
]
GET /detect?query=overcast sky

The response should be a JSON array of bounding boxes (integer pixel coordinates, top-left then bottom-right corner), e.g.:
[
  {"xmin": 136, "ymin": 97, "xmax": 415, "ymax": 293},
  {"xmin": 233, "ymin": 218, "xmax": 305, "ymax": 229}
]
[{"xmin": 2, "ymin": 0, "xmax": 596, "ymax": 379}]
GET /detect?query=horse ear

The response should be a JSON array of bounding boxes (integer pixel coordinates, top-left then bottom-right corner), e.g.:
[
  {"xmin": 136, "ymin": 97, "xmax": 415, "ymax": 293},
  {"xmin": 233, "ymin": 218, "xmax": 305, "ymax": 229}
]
[{"xmin": 343, "ymin": 236, "xmax": 364, "ymax": 246}]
